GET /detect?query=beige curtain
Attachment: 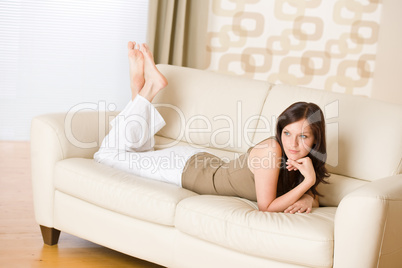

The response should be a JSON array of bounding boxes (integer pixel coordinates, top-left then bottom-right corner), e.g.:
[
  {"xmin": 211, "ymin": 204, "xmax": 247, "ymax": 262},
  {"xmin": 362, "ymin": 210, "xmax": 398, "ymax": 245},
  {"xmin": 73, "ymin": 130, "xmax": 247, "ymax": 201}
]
[{"xmin": 147, "ymin": 0, "xmax": 209, "ymax": 69}]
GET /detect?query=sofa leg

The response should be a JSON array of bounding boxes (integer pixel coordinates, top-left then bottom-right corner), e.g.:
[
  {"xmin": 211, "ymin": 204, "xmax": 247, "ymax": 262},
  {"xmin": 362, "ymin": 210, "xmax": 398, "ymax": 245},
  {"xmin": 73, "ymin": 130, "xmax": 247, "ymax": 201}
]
[{"xmin": 40, "ymin": 225, "xmax": 61, "ymax": 245}]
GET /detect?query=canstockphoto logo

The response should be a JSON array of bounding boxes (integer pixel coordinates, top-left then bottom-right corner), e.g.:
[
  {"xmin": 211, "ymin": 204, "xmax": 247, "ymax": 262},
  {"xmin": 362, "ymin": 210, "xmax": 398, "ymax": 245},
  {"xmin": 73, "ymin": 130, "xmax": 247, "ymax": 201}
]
[{"xmin": 64, "ymin": 100, "xmax": 339, "ymax": 167}]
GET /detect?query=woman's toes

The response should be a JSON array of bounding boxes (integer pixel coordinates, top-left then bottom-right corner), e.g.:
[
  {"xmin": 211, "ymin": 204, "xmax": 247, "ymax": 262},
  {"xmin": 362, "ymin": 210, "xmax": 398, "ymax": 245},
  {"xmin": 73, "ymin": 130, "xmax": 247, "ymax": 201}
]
[
  {"xmin": 128, "ymin": 41, "xmax": 135, "ymax": 50},
  {"xmin": 141, "ymin": 43, "xmax": 150, "ymax": 53},
  {"xmin": 133, "ymin": 49, "xmax": 143, "ymax": 59},
  {"xmin": 140, "ymin": 43, "xmax": 154, "ymax": 61},
  {"xmin": 143, "ymin": 43, "xmax": 150, "ymax": 51}
]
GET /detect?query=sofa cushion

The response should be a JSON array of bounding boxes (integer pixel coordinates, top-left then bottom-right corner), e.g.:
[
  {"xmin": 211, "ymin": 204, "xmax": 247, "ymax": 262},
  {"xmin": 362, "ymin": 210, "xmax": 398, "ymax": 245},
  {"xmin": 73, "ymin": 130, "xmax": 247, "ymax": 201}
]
[
  {"xmin": 175, "ymin": 195, "xmax": 336, "ymax": 267},
  {"xmin": 316, "ymin": 173, "xmax": 368, "ymax": 207},
  {"xmin": 54, "ymin": 158, "xmax": 197, "ymax": 226}
]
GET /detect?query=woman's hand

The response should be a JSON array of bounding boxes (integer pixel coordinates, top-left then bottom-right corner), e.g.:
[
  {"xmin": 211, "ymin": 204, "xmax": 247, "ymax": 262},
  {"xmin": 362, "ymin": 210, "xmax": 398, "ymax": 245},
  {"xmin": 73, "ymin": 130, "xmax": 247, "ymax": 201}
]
[
  {"xmin": 284, "ymin": 194, "xmax": 314, "ymax": 214},
  {"xmin": 286, "ymin": 157, "xmax": 316, "ymax": 187}
]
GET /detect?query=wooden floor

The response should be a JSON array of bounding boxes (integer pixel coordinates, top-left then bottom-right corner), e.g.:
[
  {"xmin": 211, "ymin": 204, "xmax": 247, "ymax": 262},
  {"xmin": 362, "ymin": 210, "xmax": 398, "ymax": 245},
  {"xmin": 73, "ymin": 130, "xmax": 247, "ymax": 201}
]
[{"xmin": 0, "ymin": 141, "xmax": 163, "ymax": 268}]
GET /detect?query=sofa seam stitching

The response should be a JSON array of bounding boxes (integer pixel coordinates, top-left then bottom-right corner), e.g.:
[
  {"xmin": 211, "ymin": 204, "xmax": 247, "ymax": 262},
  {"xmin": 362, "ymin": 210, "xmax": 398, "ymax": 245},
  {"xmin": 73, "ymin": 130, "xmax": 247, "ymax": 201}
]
[
  {"xmin": 342, "ymin": 195, "xmax": 402, "ymax": 202},
  {"xmin": 38, "ymin": 117, "xmax": 66, "ymax": 159},
  {"xmin": 249, "ymin": 84, "xmax": 272, "ymax": 145},
  {"xmin": 376, "ymin": 199, "xmax": 389, "ymax": 267}
]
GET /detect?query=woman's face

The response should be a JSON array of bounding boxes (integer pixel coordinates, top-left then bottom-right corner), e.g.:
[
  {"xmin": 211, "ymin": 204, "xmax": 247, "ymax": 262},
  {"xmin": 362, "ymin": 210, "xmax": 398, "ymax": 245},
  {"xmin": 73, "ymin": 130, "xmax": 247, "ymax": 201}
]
[{"xmin": 281, "ymin": 119, "xmax": 315, "ymax": 160}]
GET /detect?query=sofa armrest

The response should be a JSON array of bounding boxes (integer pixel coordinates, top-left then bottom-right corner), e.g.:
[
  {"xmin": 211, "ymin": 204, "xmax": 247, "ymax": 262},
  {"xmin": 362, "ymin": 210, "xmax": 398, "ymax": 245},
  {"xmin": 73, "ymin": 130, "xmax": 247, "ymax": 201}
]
[
  {"xmin": 30, "ymin": 111, "xmax": 117, "ymax": 227},
  {"xmin": 333, "ymin": 174, "xmax": 402, "ymax": 268}
]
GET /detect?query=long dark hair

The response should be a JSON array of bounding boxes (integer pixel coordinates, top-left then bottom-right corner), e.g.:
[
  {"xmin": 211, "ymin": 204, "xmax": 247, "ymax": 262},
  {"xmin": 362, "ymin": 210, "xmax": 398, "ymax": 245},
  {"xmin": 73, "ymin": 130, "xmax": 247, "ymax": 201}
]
[{"xmin": 275, "ymin": 102, "xmax": 329, "ymax": 197}]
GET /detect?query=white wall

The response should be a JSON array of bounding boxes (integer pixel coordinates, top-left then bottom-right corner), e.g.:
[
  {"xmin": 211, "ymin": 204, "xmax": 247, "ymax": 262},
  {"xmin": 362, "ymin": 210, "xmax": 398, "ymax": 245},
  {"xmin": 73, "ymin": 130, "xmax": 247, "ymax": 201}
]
[
  {"xmin": 372, "ymin": 0, "xmax": 402, "ymax": 105},
  {"xmin": 0, "ymin": 0, "xmax": 149, "ymax": 140}
]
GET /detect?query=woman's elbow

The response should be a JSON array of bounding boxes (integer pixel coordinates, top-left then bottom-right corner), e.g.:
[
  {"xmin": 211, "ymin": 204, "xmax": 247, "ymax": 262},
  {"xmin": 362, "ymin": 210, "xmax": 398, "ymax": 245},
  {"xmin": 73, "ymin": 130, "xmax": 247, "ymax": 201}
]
[{"xmin": 257, "ymin": 203, "xmax": 281, "ymax": 213}]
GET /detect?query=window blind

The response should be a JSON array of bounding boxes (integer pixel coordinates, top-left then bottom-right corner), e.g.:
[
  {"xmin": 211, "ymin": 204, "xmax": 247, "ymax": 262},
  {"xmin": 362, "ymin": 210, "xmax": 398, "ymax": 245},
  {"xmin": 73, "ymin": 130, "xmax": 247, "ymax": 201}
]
[{"xmin": 0, "ymin": 0, "xmax": 149, "ymax": 140}]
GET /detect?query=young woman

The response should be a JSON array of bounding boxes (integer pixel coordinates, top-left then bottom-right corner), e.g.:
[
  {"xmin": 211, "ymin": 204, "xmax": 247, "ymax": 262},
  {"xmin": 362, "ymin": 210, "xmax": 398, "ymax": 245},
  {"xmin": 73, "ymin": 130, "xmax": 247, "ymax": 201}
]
[{"xmin": 94, "ymin": 41, "xmax": 329, "ymax": 213}]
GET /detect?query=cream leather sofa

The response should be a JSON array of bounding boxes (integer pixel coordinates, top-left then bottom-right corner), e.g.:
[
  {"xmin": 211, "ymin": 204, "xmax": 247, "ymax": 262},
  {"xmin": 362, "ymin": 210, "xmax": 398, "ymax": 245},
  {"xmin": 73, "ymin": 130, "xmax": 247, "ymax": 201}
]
[{"xmin": 31, "ymin": 64, "xmax": 402, "ymax": 268}]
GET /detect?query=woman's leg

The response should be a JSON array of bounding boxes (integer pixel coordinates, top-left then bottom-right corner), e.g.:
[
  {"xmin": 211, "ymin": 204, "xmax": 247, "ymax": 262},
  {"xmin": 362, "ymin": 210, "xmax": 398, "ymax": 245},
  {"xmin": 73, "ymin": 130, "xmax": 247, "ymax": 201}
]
[
  {"xmin": 94, "ymin": 42, "xmax": 205, "ymax": 187},
  {"xmin": 111, "ymin": 146, "xmax": 206, "ymax": 187},
  {"xmin": 127, "ymin": 41, "xmax": 145, "ymax": 100},
  {"xmin": 138, "ymin": 43, "xmax": 168, "ymax": 102},
  {"xmin": 127, "ymin": 41, "xmax": 168, "ymax": 101},
  {"xmin": 94, "ymin": 42, "xmax": 167, "ymax": 161}
]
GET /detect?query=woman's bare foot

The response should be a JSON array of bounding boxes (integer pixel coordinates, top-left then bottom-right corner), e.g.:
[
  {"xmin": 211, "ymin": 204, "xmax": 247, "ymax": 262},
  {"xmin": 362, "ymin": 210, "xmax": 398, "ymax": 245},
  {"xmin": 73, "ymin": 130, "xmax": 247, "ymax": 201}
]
[
  {"xmin": 127, "ymin": 41, "xmax": 145, "ymax": 100},
  {"xmin": 138, "ymin": 43, "xmax": 168, "ymax": 102}
]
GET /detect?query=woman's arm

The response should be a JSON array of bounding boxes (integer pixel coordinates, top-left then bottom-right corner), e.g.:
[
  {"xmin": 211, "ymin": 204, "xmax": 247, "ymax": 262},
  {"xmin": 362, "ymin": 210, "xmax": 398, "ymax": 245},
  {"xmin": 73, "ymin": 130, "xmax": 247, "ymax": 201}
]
[
  {"xmin": 308, "ymin": 191, "xmax": 320, "ymax": 207},
  {"xmin": 250, "ymin": 140, "xmax": 316, "ymax": 212},
  {"xmin": 257, "ymin": 176, "xmax": 315, "ymax": 212},
  {"xmin": 283, "ymin": 192, "xmax": 319, "ymax": 214}
]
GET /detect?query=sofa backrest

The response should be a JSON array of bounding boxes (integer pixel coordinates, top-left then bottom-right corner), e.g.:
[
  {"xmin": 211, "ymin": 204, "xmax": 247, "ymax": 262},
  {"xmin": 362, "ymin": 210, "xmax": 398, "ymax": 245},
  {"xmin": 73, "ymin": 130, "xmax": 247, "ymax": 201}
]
[
  {"xmin": 155, "ymin": 64, "xmax": 401, "ymax": 181},
  {"xmin": 252, "ymin": 84, "xmax": 402, "ymax": 182},
  {"xmin": 154, "ymin": 64, "xmax": 402, "ymax": 206},
  {"xmin": 153, "ymin": 64, "xmax": 271, "ymax": 153}
]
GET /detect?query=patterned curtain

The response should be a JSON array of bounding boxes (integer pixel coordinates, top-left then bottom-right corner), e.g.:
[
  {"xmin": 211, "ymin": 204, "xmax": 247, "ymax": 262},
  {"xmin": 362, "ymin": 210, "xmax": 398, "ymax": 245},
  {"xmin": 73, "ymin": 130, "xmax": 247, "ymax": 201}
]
[{"xmin": 206, "ymin": 0, "xmax": 383, "ymax": 97}]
